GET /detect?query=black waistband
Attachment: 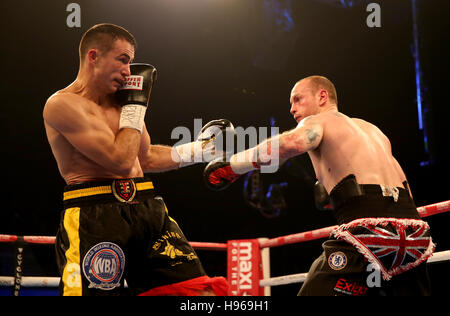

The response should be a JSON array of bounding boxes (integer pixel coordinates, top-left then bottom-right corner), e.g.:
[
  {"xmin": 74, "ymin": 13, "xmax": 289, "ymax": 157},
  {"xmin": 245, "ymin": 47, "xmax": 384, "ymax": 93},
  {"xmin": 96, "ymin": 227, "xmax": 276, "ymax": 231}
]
[
  {"xmin": 329, "ymin": 174, "xmax": 419, "ymax": 224},
  {"xmin": 63, "ymin": 177, "xmax": 155, "ymax": 208}
]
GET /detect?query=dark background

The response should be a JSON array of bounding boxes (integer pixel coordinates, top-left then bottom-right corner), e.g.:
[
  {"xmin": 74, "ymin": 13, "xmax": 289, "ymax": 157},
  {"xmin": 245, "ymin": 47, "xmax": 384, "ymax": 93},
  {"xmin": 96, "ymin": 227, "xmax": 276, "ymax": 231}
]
[{"xmin": 0, "ymin": 0, "xmax": 449, "ymax": 296}]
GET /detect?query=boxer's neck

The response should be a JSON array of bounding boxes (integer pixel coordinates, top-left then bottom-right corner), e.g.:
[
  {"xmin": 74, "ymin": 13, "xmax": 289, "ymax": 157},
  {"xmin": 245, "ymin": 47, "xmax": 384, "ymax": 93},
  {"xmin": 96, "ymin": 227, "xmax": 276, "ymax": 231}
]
[{"xmin": 73, "ymin": 69, "xmax": 113, "ymax": 105}]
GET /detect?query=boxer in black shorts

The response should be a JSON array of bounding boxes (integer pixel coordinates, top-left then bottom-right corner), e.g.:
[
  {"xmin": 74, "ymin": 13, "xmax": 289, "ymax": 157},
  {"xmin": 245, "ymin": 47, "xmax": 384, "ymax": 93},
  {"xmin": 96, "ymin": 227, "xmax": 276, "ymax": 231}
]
[
  {"xmin": 204, "ymin": 76, "xmax": 435, "ymax": 296},
  {"xmin": 57, "ymin": 178, "xmax": 226, "ymax": 296},
  {"xmin": 298, "ymin": 174, "xmax": 433, "ymax": 296},
  {"xmin": 44, "ymin": 24, "xmax": 231, "ymax": 295}
]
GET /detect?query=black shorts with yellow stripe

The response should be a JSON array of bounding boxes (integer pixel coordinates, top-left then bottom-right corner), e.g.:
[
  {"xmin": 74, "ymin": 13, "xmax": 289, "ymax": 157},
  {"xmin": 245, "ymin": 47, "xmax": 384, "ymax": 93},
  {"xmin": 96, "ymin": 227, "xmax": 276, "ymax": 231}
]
[{"xmin": 55, "ymin": 177, "xmax": 206, "ymax": 296}]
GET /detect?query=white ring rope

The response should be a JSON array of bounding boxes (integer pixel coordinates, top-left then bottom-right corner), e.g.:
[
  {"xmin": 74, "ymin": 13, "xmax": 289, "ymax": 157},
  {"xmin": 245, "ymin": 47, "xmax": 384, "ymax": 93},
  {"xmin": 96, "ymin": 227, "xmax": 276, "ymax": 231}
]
[
  {"xmin": 0, "ymin": 277, "xmax": 131, "ymax": 288},
  {"xmin": 0, "ymin": 277, "xmax": 59, "ymax": 288}
]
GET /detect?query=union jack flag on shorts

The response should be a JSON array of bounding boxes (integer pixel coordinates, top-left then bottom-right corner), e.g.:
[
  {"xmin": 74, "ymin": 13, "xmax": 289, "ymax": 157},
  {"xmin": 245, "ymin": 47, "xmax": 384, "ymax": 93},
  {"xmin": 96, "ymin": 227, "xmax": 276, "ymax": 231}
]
[{"xmin": 332, "ymin": 218, "xmax": 435, "ymax": 280}]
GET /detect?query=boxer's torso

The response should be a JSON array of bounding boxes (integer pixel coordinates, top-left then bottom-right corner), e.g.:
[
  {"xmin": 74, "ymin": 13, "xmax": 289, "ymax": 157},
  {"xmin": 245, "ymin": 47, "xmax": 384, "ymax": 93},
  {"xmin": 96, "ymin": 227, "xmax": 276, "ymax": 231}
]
[
  {"xmin": 308, "ymin": 111, "xmax": 406, "ymax": 193},
  {"xmin": 44, "ymin": 87, "xmax": 144, "ymax": 185}
]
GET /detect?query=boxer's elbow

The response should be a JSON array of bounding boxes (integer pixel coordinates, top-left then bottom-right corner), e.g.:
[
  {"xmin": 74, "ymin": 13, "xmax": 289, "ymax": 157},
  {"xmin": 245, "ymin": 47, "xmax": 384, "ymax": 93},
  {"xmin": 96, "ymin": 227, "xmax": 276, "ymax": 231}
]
[
  {"xmin": 107, "ymin": 150, "xmax": 138, "ymax": 176},
  {"xmin": 111, "ymin": 158, "xmax": 136, "ymax": 176},
  {"xmin": 285, "ymin": 125, "xmax": 323, "ymax": 154},
  {"xmin": 139, "ymin": 145, "xmax": 179, "ymax": 173},
  {"xmin": 280, "ymin": 128, "xmax": 322, "ymax": 158},
  {"xmin": 108, "ymin": 129, "xmax": 141, "ymax": 174},
  {"xmin": 281, "ymin": 130, "xmax": 310, "ymax": 157},
  {"xmin": 137, "ymin": 145, "xmax": 156, "ymax": 172},
  {"xmin": 278, "ymin": 138, "xmax": 302, "ymax": 161},
  {"xmin": 139, "ymin": 155, "xmax": 158, "ymax": 172}
]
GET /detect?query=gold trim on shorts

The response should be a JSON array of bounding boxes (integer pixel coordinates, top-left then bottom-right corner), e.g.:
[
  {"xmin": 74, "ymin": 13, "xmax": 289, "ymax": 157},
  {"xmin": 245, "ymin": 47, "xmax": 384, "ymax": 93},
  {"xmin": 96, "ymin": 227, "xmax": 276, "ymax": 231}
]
[{"xmin": 63, "ymin": 181, "xmax": 154, "ymax": 201}]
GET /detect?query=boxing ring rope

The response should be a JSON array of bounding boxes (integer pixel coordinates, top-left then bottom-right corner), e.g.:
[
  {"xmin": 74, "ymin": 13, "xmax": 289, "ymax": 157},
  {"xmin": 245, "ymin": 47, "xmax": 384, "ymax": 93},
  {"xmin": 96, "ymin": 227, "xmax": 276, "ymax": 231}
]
[
  {"xmin": 0, "ymin": 235, "xmax": 227, "ymax": 250},
  {"xmin": 1, "ymin": 200, "xmax": 449, "ymax": 295},
  {"xmin": 259, "ymin": 199, "xmax": 450, "ymax": 249}
]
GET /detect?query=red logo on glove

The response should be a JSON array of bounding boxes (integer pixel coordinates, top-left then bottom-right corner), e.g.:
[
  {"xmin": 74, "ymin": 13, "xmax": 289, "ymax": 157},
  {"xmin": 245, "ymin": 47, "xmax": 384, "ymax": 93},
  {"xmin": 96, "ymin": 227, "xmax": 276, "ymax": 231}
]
[{"xmin": 120, "ymin": 75, "xmax": 143, "ymax": 90}]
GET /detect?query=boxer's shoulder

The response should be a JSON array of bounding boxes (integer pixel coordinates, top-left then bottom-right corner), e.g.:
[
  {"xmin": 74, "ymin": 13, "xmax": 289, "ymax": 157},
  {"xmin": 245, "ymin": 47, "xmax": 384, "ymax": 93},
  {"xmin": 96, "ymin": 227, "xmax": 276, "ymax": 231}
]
[
  {"xmin": 321, "ymin": 112, "xmax": 373, "ymax": 133},
  {"xmin": 44, "ymin": 91, "xmax": 96, "ymax": 133},
  {"xmin": 320, "ymin": 110, "xmax": 348, "ymax": 123},
  {"xmin": 45, "ymin": 90, "xmax": 97, "ymax": 118},
  {"xmin": 46, "ymin": 90, "xmax": 88, "ymax": 107},
  {"xmin": 303, "ymin": 111, "xmax": 346, "ymax": 127}
]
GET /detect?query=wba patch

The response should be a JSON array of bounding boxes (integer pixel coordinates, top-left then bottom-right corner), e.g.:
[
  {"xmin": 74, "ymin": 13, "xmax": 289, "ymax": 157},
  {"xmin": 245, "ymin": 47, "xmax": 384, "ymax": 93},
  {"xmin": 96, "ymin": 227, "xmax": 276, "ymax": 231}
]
[
  {"xmin": 332, "ymin": 218, "xmax": 435, "ymax": 280},
  {"xmin": 82, "ymin": 242, "xmax": 125, "ymax": 290},
  {"xmin": 112, "ymin": 179, "xmax": 136, "ymax": 203}
]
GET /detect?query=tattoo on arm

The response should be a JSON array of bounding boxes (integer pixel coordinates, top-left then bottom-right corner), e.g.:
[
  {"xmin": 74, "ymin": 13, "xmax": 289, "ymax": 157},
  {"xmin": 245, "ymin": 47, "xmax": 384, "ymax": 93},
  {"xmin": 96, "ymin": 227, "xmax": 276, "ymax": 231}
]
[{"xmin": 306, "ymin": 128, "xmax": 319, "ymax": 144}]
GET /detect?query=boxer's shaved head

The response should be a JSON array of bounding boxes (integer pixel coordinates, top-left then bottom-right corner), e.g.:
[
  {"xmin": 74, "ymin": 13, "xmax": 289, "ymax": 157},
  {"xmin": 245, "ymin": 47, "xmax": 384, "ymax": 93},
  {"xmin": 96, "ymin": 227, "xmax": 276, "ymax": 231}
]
[{"xmin": 297, "ymin": 76, "xmax": 338, "ymax": 106}]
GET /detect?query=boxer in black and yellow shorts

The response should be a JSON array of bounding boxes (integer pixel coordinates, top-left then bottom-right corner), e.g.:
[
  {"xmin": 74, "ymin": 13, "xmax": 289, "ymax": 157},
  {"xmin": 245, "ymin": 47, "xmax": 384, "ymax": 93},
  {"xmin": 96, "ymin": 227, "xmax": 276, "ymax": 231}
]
[{"xmin": 56, "ymin": 177, "xmax": 226, "ymax": 296}]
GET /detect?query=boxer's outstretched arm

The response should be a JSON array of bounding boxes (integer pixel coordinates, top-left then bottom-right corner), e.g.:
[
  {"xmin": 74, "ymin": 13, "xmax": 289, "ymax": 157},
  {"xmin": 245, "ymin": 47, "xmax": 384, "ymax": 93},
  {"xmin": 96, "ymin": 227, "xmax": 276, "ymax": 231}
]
[
  {"xmin": 203, "ymin": 117, "xmax": 324, "ymax": 191},
  {"xmin": 138, "ymin": 125, "xmax": 180, "ymax": 173},
  {"xmin": 43, "ymin": 93, "xmax": 141, "ymax": 175},
  {"xmin": 248, "ymin": 116, "xmax": 324, "ymax": 167},
  {"xmin": 138, "ymin": 119, "xmax": 235, "ymax": 173}
]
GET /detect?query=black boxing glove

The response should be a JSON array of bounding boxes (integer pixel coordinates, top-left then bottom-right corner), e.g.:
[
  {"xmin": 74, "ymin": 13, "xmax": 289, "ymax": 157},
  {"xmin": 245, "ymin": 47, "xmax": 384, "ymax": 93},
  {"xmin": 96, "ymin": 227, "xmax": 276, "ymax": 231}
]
[
  {"xmin": 314, "ymin": 181, "xmax": 332, "ymax": 210},
  {"xmin": 116, "ymin": 63, "xmax": 157, "ymax": 133},
  {"xmin": 203, "ymin": 159, "xmax": 242, "ymax": 191},
  {"xmin": 204, "ymin": 150, "xmax": 260, "ymax": 191}
]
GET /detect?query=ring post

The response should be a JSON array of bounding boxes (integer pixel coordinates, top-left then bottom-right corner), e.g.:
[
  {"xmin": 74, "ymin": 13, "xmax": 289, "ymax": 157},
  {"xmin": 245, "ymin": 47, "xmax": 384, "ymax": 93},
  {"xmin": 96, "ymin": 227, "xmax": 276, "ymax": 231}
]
[
  {"xmin": 227, "ymin": 239, "xmax": 264, "ymax": 296},
  {"xmin": 258, "ymin": 238, "xmax": 271, "ymax": 296}
]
